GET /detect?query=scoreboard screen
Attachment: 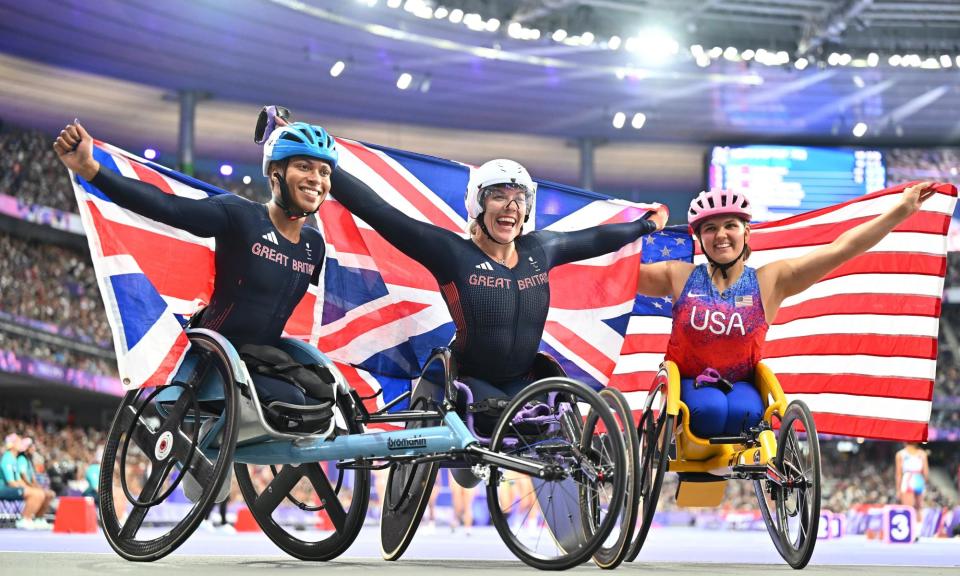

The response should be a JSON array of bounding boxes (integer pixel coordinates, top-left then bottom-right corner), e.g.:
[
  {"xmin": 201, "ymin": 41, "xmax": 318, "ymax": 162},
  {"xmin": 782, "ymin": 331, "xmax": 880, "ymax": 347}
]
[{"xmin": 709, "ymin": 145, "xmax": 886, "ymax": 222}]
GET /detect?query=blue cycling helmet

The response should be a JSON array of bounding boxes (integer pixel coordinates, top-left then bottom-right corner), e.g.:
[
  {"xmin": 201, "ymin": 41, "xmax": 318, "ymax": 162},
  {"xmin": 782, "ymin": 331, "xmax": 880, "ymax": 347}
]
[{"xmin": 261, "ymin": 122, "xmax": 338, "ymax": 177}]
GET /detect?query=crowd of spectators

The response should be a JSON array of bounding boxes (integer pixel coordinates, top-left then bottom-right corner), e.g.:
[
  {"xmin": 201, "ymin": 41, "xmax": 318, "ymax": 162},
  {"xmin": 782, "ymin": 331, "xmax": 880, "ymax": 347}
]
[
  {"xmin": 0, "ymin": 235, "xmax": 112, "ymax": 348},
  {"xmin": 0, "ymin": 417, "xmax": 105, "ymax": 490},
  {"xmin": 0, "ymin": 128, "xmax": 75, "ymax": 213},
  {"xmin": 886, "ymin": 148, "xmax": 960, "ymax": 188}
]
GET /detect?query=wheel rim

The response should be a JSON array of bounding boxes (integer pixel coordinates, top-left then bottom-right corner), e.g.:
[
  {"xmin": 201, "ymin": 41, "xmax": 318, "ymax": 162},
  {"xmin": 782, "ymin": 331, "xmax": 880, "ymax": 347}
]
[
  {"xmin": 235, "ymin": 396, "xmax": 371, "ymax": 562},
  {"xmin": 584, "ymin": 388, "xmax": 639, "ymax": 569},
  {"xmin": 626, "ymin": 378, "xmax": 672, "ymax": 562},
  {"xmin": 487, "ymin": 378, "xmax": 627, "ymax": 570},
  {"xmin": 773, "ymin": 402, "xmax": 821, "ymax": 568},
  {"xmin": 755, "ymin": 401, "xmax": 820, "ymax": 568},
  {"xmin": 379, "ymin": 390, "xmax": 440, "ymax": 560},
  {"xmin": 98, "ymin": 335, "xmax": 238, "ymax": 561}
]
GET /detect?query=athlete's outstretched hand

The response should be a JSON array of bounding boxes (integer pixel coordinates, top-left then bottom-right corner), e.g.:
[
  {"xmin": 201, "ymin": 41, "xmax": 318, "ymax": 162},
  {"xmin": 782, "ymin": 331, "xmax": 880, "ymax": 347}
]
[
  {"xmin": 644, "ymin": 204, "xmax": 669, "ymax": 232},
  {"xmin": 897, "ymin": 181, "xmax": 938, "ymax": 217},
  {"xmin": 53, "ymin": 120, "xmax": 100, "ymax": 181}
]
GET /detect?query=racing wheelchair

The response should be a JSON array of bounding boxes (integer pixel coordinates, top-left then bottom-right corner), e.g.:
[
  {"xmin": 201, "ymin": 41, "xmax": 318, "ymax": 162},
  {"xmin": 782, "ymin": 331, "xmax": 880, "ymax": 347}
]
[
  {"xmin": 97, "ymin": 329, "xmax": 636, "ymax": 570},
  {"xmin": 626, "ymin": 360, "xmax": 821, "ymax": 569}
]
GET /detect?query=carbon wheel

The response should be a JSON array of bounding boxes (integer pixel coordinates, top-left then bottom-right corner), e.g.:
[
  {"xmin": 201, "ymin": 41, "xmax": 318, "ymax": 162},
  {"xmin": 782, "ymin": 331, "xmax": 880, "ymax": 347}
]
[
  {"xmin": 755, "ymin": 400, "xmax": 821, "ymax": 569},
  {"xmin": 235, "ymin": 394, "xmax": 370, "ymax": 561},
  {"xmin": 584, "ymin": 387, "xmax": 639, "ymax": 569},
  {"xmin": 486, "ymin": 377, "xmax": 627, "ymax": 570},
  {"xmin": 626, "ymin": 373, "xmax": 673, "ymax": 562},
  {"xmin": 99, "ymin": 332, "xmax": 239, "ymax": 561}
]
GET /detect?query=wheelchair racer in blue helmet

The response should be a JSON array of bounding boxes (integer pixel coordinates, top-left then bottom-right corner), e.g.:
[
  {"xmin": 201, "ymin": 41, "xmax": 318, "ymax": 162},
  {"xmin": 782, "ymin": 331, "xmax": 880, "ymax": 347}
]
[
  {"xmin": 54, "ymin": 117, "xmax": 338, "ymax": 412},
  {"xmin": 262, "ymin": 121, "xmax": 338, "ymax": 219}
]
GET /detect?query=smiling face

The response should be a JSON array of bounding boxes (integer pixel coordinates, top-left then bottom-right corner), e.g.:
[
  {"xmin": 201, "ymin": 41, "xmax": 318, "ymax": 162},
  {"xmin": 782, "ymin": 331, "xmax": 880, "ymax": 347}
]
[
  {"xmin": 696, "ymin": 215, "xmax": 750, "ymax": 264},
  {"xmin": 480, "ymin": 184, "xmax": 528, "ymax": 243},
  {"xmin": 271, "ymin": 156, "xmax": 332, "ymax": 213}
]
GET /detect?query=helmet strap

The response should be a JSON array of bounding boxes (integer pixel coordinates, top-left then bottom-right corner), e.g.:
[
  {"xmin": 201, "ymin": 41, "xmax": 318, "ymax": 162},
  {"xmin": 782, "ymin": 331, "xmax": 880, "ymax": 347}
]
[
  {"xmin": 698, "ymin": 236, "xmax": 747, "ymax": 280},
  {"xmin": 476, "ymin": 213, "xmax": 514, "ymax": 245},
  {"xmin": 272, "ymin": 161, "xmax": 319, "ymax": 220}
]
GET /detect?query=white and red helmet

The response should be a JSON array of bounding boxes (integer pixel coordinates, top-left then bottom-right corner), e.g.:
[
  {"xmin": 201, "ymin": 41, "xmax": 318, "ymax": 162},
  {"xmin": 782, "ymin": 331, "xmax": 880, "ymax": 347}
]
[
  {"xmin": 465, "ymin": 159, "xmax": 537, "ymax": 221},
  {"xmin": 687, "ymin": 189, "xmax": 752, "ymax": 232}
]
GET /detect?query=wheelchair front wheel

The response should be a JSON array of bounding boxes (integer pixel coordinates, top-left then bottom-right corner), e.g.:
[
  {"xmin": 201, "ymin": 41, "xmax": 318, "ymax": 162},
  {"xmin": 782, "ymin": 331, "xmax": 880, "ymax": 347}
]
[
  {"xmin": 487, "ymin": 377, "xmax": 627, "ymax": 571},
  {"xmin": 380, "ymin": 388, "xmax": 440, "ymax": 561},
  {"xmin": 583, "ymin": 387, "xmax": 639, "ymax": 570},
  {"xmin": 235, "ymin": 394, "xmax": 371, "ymax": 561},
  {"xmin": 626, "ymin": 376, "xmax": 673, "ymax": 562},
  {"xmin": 99, "ymin": 332, "xmax": 240, "ymax": 561},
  {"xmin": 754, "ymin": 400, "xmax": 821, "ymax": 569}
]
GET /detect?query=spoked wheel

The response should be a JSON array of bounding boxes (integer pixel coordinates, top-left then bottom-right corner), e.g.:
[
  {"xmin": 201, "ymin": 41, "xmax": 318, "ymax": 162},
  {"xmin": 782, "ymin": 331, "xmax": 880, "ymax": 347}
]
[
  {"xmin": 626, "ymin": 373, "xmax": 673, "ymax": 562},
  {"xmin": 380, "ymin": 383, "xmax": 440, "ymax": 561},
  {"xmin": 99, "ymin": 332, "xmax": 239, "ymax": 561},
  {"xmin": 487, "ymin": 377, "xmax": 627, "ymax": 571},
  {"xmin": 235, "ymin": 394, "xmax": 371, "ymax": 561},
  {"xmin": 754, "ymin": 400, "xmax": 821, "ymax": 569},
  {"xmin": 583, "ymin": 387, "xmax": 639, "ymax": 569}
]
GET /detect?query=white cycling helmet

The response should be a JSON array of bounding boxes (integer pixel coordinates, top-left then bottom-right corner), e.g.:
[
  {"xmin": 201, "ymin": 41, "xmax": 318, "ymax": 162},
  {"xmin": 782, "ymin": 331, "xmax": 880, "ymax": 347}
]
[{"xmin": 465, "ymin": 159, "xmax": 537, "ymax": 222}]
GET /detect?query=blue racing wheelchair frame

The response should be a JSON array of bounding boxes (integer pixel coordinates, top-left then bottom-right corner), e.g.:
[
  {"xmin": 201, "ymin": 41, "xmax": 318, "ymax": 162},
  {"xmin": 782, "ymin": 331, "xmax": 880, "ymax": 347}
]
[{"xmin": 98, "ymin": 329, "xmax": 631, "ymax": 570}]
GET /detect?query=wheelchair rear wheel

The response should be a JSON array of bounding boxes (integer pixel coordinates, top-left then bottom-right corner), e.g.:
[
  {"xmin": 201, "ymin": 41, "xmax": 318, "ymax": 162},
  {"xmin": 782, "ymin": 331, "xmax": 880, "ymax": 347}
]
[
  {"xmin": 754, "ymin": 400, "xmax": 821, "ymax": 569},
  {"xmin": 235, "ymin": 394, "xmax": 371, "ymax": 561},
  {"xmin": 99, "ymin": 332, "xmax": 239, "ymax": 561},
  {"xmin": 486, "ymin": 377, "xmax": 627, "ymax": 570},
  {"xmin": 583, "ymin": 387, "xmax": 639, "ymax": 569},
  {"xmin": 626, "ymin": 374, "xmax": 673, "ymax": 562}
]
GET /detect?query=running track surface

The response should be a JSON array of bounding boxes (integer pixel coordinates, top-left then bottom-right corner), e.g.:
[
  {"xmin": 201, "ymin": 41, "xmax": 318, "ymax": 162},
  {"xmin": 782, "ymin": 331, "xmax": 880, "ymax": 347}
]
[{"xmin": 1, "ymin": 526, "xmax": 957, "ymax": 575}]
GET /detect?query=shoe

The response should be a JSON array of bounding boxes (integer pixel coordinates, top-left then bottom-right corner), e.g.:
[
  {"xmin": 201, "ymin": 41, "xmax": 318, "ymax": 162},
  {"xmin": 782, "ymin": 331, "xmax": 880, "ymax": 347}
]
[
  {"xmin": 32, "ymin": 518, "xmax": 52, "ymax": 531},
  {"xmin": 216, "ymin": 522, "xmax": 236, "ymax": 534},
  {"xmin": 15, "ymin": 518, "xmax": 38, "ymax": 531}
]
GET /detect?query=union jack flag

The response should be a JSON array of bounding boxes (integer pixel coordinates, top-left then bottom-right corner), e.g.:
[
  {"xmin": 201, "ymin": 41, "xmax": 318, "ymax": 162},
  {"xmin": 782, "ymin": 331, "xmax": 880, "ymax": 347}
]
[{"xmin": 70, "ymin": 139, "xmax": 955, "ymax": 441}]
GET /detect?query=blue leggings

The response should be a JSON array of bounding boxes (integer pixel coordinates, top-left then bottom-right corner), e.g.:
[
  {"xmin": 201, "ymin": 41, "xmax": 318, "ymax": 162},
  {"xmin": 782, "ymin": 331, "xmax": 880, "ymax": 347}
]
[{"xmin": 680, "ymin": 378, "xmax": 763, "ymax": 438}]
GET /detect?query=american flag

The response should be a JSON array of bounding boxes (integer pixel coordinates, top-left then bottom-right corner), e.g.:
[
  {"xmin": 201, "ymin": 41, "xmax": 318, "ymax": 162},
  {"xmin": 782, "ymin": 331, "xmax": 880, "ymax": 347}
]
[
  {"xmin": 616, "ymin": 183, "xmax": 957, "ymax": 442},
  {"xmin": 71, "ymin": 139, "xmax": 955, "ymax": 441}
]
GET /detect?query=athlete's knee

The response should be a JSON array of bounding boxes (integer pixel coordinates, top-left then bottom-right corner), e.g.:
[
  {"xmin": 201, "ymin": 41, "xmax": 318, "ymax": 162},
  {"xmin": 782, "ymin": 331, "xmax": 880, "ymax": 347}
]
[
  {"xmin": 724, "ymin": 381, "xmax": 763, "ymax": 434},
  {"xmin": 681, "ymin": 378, "xmax": 727, "ymax": 437}
]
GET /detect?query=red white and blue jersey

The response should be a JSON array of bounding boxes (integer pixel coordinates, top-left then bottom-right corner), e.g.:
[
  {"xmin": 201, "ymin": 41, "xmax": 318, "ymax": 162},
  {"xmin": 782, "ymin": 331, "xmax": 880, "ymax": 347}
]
[{"xmin": 665, "ymin": 264, "xmax": 768, "ymax": 382}]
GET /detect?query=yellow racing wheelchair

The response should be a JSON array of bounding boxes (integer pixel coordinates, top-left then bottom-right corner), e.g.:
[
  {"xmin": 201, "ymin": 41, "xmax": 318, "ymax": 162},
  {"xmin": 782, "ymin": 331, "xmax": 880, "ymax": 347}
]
[{"xmin": 626, "ymin": 360, "xmax": 821, "ymax": 569}]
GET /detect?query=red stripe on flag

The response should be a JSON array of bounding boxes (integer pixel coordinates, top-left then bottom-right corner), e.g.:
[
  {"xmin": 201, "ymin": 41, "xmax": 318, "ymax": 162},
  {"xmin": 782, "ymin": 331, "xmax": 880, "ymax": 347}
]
[
  {"xmin": 777, "ymin": 373, "xmax": 933, "ymax": 401},
  {"xmin": 356, "ymin": 231, "xmax": 437, "ymax": 290},
  {"xmin": 321, "ymin": 201, "xmax": 372, "ymax": 256},
  {"xmin": 774, "ymin": 294, "xmax": 941, "ymax": 324},
  {"xmin": 340, "ymin": 140, "xmax": 461, "ymax": 232},
  {"xmin": 621, "ymin": 334, "xmax": 670, "ymax": 355},
  {"xmin": 544, "ymin": 321, "xmax": 616, "ymax": 378},
  {"xmin": 129, "ymin": 161, "xmax": 175, "ymax": 194},
  {"xmin": 748, "ymin": 183, "xmax": 954, "ymax": 232},
  {"xmin": 319, "ymin": 301, "xmax": 432, "ymax": 351},
  {"xmin": 284, "ymin": 291, "xmax": 316, "ymax": 339},
  {"xmin": 88, "ymin": 202, "xmax": 214, "ymax": 302},
  {"xmin": 820, "ymin": 253, "xmax": 946, "ymax": 281},
  {"xmin": 750, "ymin": 212, "xmax": 949, "ymax": 251},
  {"xmin": 549, "ymin": 257, "xmax": 640, "ymax": 309},
  {"xmin": 608, "ymin": 371, "xmax": 657, "ymax": 393},
  {"xmin": 811, "ymin": 413, "xmax": 928, "ymax": 442},
  {"xmin": 764, "ymin": 334, "xmax": 938, "ymax": 360},
  {"xmin": 139, "ymin": 331, "xmax": 189, "ymax": 389},
  {"xmin": 599, "ymin": 206, "xmax": 655, "ymax": 225}
]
